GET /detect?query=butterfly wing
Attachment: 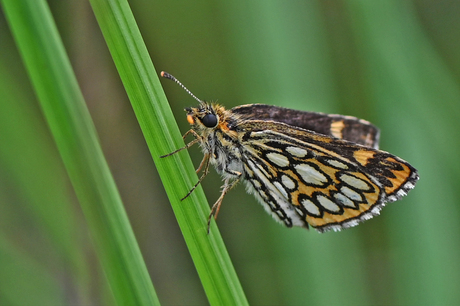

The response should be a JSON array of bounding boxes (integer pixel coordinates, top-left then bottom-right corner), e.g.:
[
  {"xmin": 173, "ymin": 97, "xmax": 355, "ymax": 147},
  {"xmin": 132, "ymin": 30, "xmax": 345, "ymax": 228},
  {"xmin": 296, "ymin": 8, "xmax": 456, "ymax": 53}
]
[
  {"xmin": 237, "ymin": 120, "xmax": 418, "ymax": 233},
  {"xmin": 232, "ymin": 104, "xmax": 380, "ymax": 149}
]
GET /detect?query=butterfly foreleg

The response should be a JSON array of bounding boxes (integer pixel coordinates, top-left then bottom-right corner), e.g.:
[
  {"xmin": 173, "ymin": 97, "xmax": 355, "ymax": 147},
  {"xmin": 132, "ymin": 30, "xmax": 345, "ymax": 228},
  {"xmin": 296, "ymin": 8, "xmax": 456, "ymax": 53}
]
[{"xmin": 160, "ymin": 129, "xmax": 201, "ymax": 158}]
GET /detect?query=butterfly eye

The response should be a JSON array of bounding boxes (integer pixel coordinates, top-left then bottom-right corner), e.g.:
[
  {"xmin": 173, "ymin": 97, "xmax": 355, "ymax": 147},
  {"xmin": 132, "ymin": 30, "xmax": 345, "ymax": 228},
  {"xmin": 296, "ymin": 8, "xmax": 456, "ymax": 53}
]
[{"xmin": 202, "ymin": 113, "xmax": 218, "ymax": 128}]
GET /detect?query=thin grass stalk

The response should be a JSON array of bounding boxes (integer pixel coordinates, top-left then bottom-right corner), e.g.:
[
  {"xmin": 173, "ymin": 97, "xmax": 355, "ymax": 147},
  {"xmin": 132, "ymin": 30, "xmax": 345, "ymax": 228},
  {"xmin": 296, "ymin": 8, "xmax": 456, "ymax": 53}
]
[
  {"xmin": 88, "ymin": 0, "xmax": 248, "ymax": 304},
  {"xmin": 1, "ymin": 0, "xmax": 159, "ymax": 304}
]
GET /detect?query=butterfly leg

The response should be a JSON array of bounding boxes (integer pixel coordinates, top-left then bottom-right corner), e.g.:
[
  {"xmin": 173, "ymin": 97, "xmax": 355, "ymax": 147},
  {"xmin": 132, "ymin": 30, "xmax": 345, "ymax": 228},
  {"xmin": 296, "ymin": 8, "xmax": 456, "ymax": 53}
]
[
  {"xmin": 194, "ymin": 151, "xmax": 208, "ymax": 174},
  {"xmin": 160, "ymin": 129, "xmax": 201, "ymax": 158},
  {"xmin": 207, "ymin": 170, "xmax": 242, "ymax": 233},
  {"xmin": 161, "ymin": 129, "xmax": 214, "ymax": 201},
  {"xmin": 180, "ymin": 152, "xmax": 211, "ymax": 201}
]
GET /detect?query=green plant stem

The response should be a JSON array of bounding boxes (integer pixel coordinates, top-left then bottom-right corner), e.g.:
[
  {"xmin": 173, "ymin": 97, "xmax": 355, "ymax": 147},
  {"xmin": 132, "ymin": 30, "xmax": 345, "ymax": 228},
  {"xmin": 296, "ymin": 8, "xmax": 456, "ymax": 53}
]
[
  {"xmin": 88, "ymin": 0, "xmax": 248, "ymax": 304},
  {"xmin": 1, "ymin": 0, "xmax": 159, "ymax": 304}
]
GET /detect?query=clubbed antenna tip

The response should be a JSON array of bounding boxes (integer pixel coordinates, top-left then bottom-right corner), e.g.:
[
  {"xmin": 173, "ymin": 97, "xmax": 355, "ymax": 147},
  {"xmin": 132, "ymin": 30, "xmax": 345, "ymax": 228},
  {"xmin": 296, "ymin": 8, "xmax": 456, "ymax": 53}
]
[{"xmin": 161, "ymin": 71, "xmax": 203, "ymax": 104}]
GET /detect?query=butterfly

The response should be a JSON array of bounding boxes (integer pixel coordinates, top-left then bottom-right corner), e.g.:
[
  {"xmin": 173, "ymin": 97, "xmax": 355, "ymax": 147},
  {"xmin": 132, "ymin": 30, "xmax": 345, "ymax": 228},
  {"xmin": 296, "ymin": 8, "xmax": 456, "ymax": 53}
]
[{"xmin": 161, "ymin": 71, "xmax": 419, "ymax": 233}]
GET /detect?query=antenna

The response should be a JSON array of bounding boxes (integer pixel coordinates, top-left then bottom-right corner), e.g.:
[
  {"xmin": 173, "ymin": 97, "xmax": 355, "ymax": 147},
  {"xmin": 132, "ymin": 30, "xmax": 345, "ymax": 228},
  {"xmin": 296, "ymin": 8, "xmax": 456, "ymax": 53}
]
[{"xmin": 161, "ymin": 71, "xmax": 203, "ymax": 104}]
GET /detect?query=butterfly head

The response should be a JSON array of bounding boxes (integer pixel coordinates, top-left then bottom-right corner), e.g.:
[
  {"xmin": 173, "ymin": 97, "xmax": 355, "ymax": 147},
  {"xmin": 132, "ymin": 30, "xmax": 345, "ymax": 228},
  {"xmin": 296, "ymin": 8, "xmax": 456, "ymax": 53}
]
[{"xmin": 185, "ymin": 102, "xmax": 229, "ymax": 133}]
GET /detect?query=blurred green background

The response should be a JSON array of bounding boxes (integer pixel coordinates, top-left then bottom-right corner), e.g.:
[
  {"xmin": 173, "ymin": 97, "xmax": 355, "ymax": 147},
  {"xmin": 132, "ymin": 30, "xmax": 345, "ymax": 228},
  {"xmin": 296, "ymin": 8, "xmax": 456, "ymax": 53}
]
[{"xmin": 1, "ymin": 0, "xmax": 460, "ymax": 305}]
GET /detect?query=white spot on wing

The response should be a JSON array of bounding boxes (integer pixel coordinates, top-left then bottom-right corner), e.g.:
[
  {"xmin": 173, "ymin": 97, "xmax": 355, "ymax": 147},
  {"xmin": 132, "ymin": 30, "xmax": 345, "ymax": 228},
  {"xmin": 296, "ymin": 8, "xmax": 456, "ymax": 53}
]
[
  {"xmin": 339, "ymin": 173, "xmax": 370, "ymax": 190},
  {"xmin": 281, "ymin": 175, "xmax": 296, "ymax": 190},
  {"xmin": 301, "ymin": 198, "xmax": 320, "ymax": 216},
  {"xmin": 317, "ymin": 195, "xmax": 341, "ymax": 212},
  {"xmin": 266, "ymin": 152, "xmax": 289, "ymax": 167},
  {"xmin": 294, "ymin": 163, "xmax": 328, "ymax": 185},
  {"xmin": 340, "ymin": 186, "xmax": 363, "ymax": 201},
  {"xmin": 334, "ymin": 193, "xmax": 355, "ymax": 208},
  {"xmin": 286, "ymin": 146, "xmax": 308, "ymax": 158},
  {"xmin": 294, "ymin": 206, "xmax": 304, "ymax": 216},
  {"xmin": 325, "ymin": 159, "xmax": 348, "ymax": 169},
  {"xmin": 273, "ymin": 181, "xmax": 289, "ymax": 199}
]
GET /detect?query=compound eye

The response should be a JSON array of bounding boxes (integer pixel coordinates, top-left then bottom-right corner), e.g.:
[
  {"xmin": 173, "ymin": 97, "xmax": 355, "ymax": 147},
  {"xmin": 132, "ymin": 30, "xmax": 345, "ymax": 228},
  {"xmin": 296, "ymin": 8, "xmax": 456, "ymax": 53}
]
[{"xmin": 201, "ymin": 113, "xmax": 218, "ymax": 128}]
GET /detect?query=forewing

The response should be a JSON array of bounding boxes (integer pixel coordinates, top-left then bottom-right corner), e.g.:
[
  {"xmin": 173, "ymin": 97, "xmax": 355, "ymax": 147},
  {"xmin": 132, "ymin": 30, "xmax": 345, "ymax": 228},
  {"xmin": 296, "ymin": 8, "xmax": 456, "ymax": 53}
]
[
  {"xmin": 238, "ymin": 120, "xmax": 418, "ymax": 233},
  {"xmin": 232, "ymin": 104, "xmax": 380, "ymax": 149}
]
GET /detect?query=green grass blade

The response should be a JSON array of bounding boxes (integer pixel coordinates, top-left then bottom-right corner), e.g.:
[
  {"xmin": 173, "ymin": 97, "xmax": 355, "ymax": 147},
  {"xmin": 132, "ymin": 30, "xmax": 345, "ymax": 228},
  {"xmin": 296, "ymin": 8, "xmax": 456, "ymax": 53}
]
[
  {"xmin": 0, "ymin": 60, "xmax": 92, "ymax": 305},
  {"xmin": 88, "ymin": 0, "xmax": 248, "ymax": 304},
  {"xmin": 1, "ymin": 0, "xmax": 159, "ymax": 304},
  {"xmin": 0, "ymin": 235, "xmax": 64, "ymax": 305}
]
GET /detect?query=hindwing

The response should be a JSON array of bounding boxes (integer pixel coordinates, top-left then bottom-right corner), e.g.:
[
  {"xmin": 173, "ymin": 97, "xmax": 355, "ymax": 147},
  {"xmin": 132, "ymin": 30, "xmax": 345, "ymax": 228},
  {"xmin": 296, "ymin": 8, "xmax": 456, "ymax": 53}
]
[{"xmin": 237, "ymin": 120, "xmax": 418, "ymax": 232}]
